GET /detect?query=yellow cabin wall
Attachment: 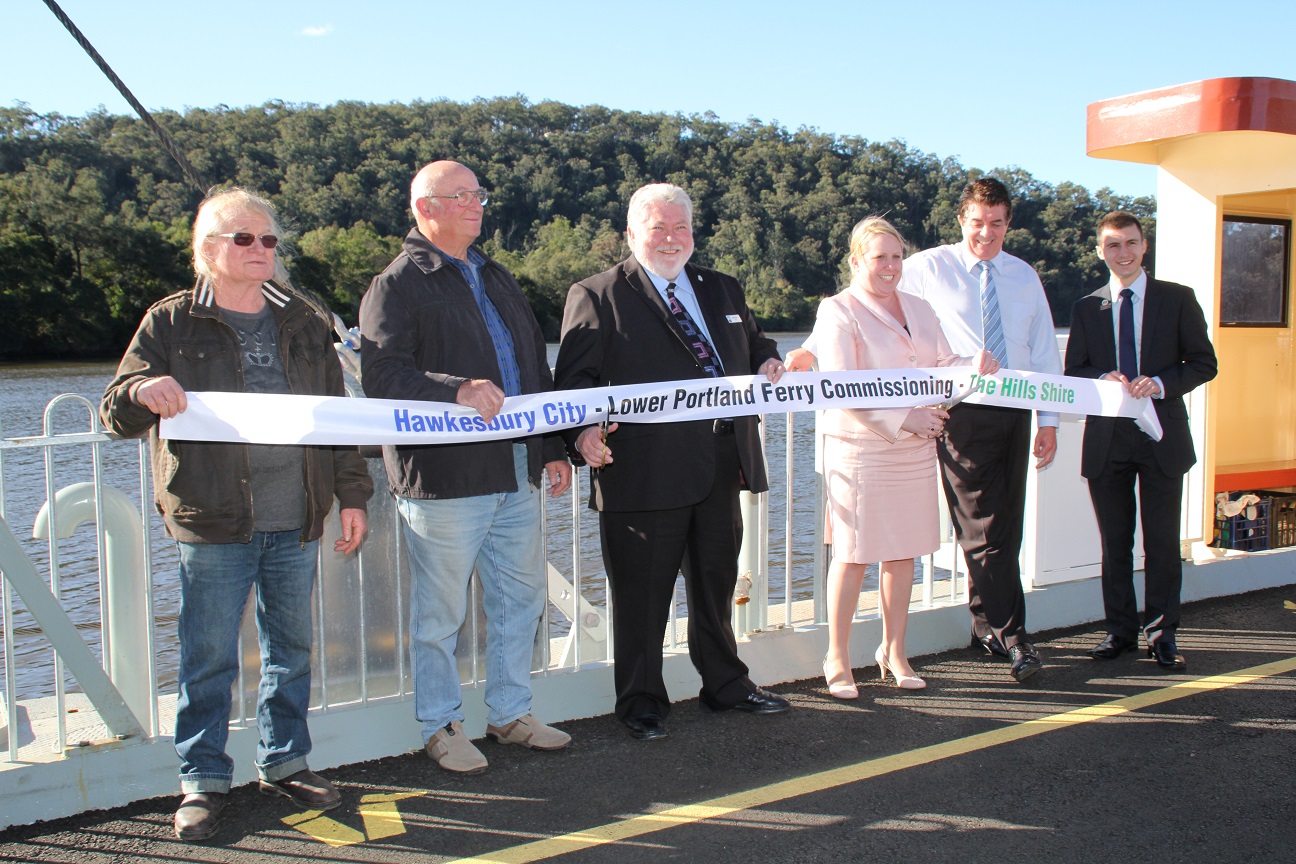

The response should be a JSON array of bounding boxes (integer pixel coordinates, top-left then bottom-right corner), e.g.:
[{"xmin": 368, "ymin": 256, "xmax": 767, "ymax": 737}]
[
  {"xmin": 1213, "ymin": 189, "xmax": 1296, "ymax": 469},
  {"xmin": 1096, "ymin": 130, "xmax": 1296, "ymax": 536},
  {"xmin": 1149, "ymin": 133, "xmax": 1296, "ymax": 533}
]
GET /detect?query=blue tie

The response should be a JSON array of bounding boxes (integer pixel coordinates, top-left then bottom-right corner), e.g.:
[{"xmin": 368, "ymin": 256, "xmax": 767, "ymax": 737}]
[
  {"xmin": 977, "ymin": 261, "xmax": 1008, "ymax": 366},
  {"xmin": 1118, "ymin": 287, "xmax": 1138, "ymax": 380}
]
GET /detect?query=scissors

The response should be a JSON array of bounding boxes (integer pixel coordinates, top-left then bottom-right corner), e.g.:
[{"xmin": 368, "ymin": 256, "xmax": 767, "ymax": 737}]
[
  {"xmin": 936, "ymin": 382, "xmax": 977, "ymax": 412},
  {"xmin": 598, "ymin": 386, "xmax": 613, "ymax": 468}
]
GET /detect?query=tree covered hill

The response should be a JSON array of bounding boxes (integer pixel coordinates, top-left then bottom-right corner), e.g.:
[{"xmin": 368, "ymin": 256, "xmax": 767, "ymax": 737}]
[{"xmin": 0, "ymin": 96, "xmax": 1154, "ymax": 359}]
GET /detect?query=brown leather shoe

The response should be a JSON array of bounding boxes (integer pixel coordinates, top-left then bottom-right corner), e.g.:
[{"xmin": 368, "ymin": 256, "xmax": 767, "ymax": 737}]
[
  {"xmin": 258, "ymin": 769, "xmax": 341, "ymax": 810},
  {"xmin": 174, "ymin": 792, "xmax": 226, "ymax": 842}
]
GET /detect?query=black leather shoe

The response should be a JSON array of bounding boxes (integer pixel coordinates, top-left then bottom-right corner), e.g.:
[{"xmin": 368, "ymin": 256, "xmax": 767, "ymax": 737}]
[
  {"xmin": 1088, "ymin": 633, "xmax": 1139, "ymax": 659},
  {"xmin": 258, "ymin": 769, "xmax": 341, "ymax": 810},
  {"xmin": 1148, "ymin": 640, "xmax": 1187, "ymax": 671},
  {"xmin": 1008, "ymin": 642, "xmax": 1043, "ymax": 682},
  {"xmin": 703, "ymin": 687, "xmax": 791, "ymax": 714},
  {"xmin": 970, "ymin": 630, "xmax": 1011, "ymax": 660},
  {"xmin": 623, "ymin": 715, "xmax": 669, "ymax": 741},
  {"xmin": 174, "ymin": 792, "xmax": 226, "ymax": 842}
]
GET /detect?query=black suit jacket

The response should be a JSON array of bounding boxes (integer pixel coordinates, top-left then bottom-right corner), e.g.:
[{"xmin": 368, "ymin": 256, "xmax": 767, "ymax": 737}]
[
  {"xmin": 1064, "ymin": 276, "xmax": 1217, "ymax": 478},
  {"xmin": 554, "ymin": 255, "xmax": 779, "ymax": 512}
]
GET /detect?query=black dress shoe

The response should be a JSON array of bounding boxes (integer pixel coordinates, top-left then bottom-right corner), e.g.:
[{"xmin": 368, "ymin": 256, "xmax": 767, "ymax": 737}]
[
  {"xmin": 174, "ymin": 792, "xmax": 226, "ymax": 843},
  {"xmin": 1088, "ymin": 633, "xmax": 1139, "ymax": 660},
  {"xmin": 623, "ymin": 715, "xmax": 669, "ymax": 741},
  {"xmin": 1148, "ymin": 640, "xmax": 1187, "ymax": 671},
  {"xmin": 702, "ymin": 687, "xmax": 791, "ymax": 714},
  {"xmin": 1008, "ymin": 642, "xmax": 1043, "ymax": 682},
  {"xmin": 258, "ymin": 769, "xmax": 341, "ymax": 810},
  {"xmin": 970, "ymin": 630, "xmax": 1011, "ymax": 660}
]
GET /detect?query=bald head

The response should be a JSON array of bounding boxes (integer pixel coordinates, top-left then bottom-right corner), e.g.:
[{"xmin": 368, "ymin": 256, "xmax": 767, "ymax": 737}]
[
  {"xmin": 410, "ymin": 160, "xmax": 485, "ymax": 259},
  {"xmin": 411, "ymin": 161, "xmax": 471, "ymax": 214}
]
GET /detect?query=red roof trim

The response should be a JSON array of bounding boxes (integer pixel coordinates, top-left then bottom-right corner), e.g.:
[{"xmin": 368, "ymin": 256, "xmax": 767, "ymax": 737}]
[{"xmin": 1087, "ymin": 77, "xmax": 1296, "ymax": 155}]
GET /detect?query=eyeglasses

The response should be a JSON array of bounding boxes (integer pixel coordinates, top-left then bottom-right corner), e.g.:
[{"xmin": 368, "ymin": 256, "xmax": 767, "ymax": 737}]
[
  {"xmin": 425, "ymin": 189, "xmax": 489, "ymax": 208},
  {"xmin": 214, "ymin": 232, "xmax": 280, "ymax": 249}
]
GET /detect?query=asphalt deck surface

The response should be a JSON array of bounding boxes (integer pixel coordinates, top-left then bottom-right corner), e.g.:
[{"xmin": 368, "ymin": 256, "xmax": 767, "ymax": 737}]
[{"xmin": 2, "ymin": 584, "xmax": 1295, "ymax": 864}]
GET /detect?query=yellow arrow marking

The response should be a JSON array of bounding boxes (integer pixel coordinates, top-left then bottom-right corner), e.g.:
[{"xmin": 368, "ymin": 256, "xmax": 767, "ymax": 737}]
[
  {"xmin": 282, "ymin": 809, "xmax": 366, "ymax": 848},
  {"xmin": 446, "ymin": 655, "xmax": 1296, "ymax": 864},
  {"xmin": 281, "ymin": 791, "xmax": 426, "ymax": 847},
  {"xmin": 360, "ymin": 791, "xmax": 426, "ymax": 840}
]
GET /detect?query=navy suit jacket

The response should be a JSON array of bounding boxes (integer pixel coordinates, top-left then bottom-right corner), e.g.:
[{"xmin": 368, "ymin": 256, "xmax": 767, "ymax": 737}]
[
  {"xmin": 554, "ymin": 255, "xmax": 779, "ymax": 512},
  {"xmin": 1064, "ymin": 276, "xmax": 1217, "ymax": 478}
]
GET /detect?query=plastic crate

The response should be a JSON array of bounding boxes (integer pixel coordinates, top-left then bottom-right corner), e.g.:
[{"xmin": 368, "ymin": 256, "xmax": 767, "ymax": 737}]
[
  {"xmin": 1255, "ymin": 490, "xmax": 1296, "ymax": 549},
  {"xmin": 1213, "ymin": 495, "xmax": 1269, "ymax": 551}
]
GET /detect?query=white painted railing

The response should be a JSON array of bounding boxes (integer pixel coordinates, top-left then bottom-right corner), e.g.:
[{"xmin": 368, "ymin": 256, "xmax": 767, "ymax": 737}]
[{"xmin": 0, "ymin": 393, "xmax": 969, "ymax": 761}]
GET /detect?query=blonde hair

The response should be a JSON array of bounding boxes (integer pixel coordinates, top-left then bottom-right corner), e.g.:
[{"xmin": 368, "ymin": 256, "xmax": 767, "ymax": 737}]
[
  {"xmin": 847, "ymin": 216, "xmax": 908, "ymax": 276},
  {"xmin": 192, "ymin": 188, "xmax": 290, "ymax": 284}
]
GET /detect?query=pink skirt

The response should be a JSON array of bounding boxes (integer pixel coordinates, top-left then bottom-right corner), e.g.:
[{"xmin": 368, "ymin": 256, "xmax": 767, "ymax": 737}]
[{"xmin": 823, "ymin": 433, "xmax": 940, "ymax": 564}]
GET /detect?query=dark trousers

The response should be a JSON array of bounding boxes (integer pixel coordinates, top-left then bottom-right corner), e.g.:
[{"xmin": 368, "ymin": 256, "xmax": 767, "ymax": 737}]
[
  {"xmin": 937, "ymin": 404, "xmax": 1032, "ymax": 648},
  {"xmin": 1086, "ymin": 419, "xmax": 1184, "ymax": 642},
  {"xmin": 599, "ymin": 432, "xmax": 753, "ymax": 721}
]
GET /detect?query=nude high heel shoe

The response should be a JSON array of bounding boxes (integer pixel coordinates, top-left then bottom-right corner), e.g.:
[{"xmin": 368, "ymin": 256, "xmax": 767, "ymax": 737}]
[
  {"xmin": 875, "ymin": 645, "xmax": 926, "ymax": 690},
  {"xmin": 823, "ymin": 658, "xmax": 859, "ymax": 700}
]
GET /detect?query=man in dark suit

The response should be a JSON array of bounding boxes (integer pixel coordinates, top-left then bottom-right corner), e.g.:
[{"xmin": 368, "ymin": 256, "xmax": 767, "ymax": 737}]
[
  {"xmin": 555, "ymin": 183, "xmax": 790, "ymax": 741},
  {"xmin": 1064, "ymin": 210, "xmax": 1217, "ymax": 670}
]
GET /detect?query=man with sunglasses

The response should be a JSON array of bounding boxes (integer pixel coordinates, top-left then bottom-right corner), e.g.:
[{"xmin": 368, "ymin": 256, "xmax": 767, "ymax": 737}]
[{"xmin": 360, "ymin": 161, "xmax": 572, "ymax": 774}]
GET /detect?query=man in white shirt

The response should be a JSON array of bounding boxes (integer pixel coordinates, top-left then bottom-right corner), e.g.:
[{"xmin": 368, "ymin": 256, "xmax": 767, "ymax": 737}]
[{"xmin": 903, "ymin": 177, "xmax": 1063, "ymax": 682}]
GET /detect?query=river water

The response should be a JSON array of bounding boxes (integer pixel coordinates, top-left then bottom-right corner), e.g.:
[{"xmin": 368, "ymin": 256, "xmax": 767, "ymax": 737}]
[{"xmin": 1, "ymin": 335, "xmax": 821, "ymax": 699}]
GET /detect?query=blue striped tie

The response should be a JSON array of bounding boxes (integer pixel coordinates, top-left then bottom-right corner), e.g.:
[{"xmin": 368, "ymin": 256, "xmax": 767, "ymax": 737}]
[{"xmin": 978, "ymin": 261, "xmax": 1008, "ymax": 366}]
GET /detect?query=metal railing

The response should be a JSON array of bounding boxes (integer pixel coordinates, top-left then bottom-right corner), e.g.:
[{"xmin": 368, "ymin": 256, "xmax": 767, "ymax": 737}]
[{"xmin": 1, "ymin": 395, "xmax": 966, "ymax": 764}]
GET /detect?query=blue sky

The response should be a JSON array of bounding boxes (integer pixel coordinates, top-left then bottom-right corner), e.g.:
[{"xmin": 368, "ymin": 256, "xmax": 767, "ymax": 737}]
[{"xmin": 5, "ymin": 1, "xmax": 1294, "ymax": 199}]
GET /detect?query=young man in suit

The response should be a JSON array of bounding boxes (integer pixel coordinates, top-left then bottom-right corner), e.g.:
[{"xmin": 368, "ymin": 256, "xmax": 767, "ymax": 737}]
[
  {"xmin": 555, "ymin": 183, "xmax": 789, "ymax": 741},
  {"xmin": 1064, "ymin": 211, "xmax": 1217, "ymax": 670}
]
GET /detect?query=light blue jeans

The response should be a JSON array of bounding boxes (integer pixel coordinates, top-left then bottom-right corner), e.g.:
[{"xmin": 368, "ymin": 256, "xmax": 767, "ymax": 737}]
[
  {"xmin": 397, "ymin": 445, "xmax": 545, "ymax": 742},
  {"xmin": 174, "ymin": 532, "xmax": 318, "ymax": 794}
]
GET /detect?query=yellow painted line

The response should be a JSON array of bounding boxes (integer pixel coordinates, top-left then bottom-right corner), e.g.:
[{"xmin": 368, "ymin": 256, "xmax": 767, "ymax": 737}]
[{"xmin": 448, "ymin": 656, "xmax": 1296, "ymax": 864}]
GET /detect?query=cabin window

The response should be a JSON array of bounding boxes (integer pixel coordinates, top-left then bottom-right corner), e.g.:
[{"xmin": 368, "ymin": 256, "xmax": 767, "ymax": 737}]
[{"xmin": 1221, "ymin": 216, "xmax": 1290, "ymax": 327}]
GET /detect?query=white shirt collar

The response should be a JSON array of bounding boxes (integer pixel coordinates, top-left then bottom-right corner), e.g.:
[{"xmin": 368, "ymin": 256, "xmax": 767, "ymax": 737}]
[
  {"xmin": 1109, "ymin": 270, "xmax": 1148, "ymax": 300},
  {"xmin": 955, "ymin": 242, "xmax": 1002, "ymax": 276},
  {"xmin": 642, "ymin": 263, "xmax": 693, "ymax": 296}
]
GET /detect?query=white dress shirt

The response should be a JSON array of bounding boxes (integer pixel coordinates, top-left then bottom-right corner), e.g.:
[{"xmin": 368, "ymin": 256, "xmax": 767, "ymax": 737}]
[
  {"xmin": 900, "ymin": 242, "xmax": 1063, "ymax": 426},
  {"xmin": 1110, "ymin": 270, "xmax": 1163, "ymax": 398}
]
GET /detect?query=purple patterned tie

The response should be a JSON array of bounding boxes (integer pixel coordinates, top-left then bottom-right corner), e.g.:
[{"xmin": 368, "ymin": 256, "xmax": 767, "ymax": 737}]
[{"xmin": 666, "ymin": 282, "xmax": 722, "ymax": 377}]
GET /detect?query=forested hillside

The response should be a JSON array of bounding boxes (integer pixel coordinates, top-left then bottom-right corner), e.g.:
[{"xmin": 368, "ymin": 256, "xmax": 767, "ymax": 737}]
[{"xmin": 0, "ymin": 97, "xmax": 1154, "ymax": 359}]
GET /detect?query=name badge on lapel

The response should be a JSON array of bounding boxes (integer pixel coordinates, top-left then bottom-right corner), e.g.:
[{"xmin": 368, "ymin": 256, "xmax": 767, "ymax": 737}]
[{"xmin": 725, "ymin": 314, "xmax": 742, "ymax": 324}]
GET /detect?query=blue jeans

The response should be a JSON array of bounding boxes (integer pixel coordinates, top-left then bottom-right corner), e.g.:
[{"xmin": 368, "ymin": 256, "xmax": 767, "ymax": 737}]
[
  {"xmin": 174, "ymin": 532, "xmax": 318, "ymax": 794},
  {"xmin": 398, "ymin": 444, "xmax": 544, "ymax": 741}
]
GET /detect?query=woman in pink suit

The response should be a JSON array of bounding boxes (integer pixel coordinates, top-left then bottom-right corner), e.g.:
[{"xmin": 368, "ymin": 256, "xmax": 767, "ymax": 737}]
[{"xmin": 813, "ymin": 217, "xmax": 997, "ymax": 696}]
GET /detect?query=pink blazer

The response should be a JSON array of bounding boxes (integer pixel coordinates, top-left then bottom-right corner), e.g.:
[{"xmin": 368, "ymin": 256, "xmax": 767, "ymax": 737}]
[{"xmin": 811, "ymin": 285, "xmax": 966, "ymax": 443}]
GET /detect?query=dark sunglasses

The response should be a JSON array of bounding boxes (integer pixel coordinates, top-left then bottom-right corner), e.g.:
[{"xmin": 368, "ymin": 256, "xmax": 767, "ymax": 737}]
[{"xmin": 214, "ymin": 232, "xmax": 279, "ymax": 249}]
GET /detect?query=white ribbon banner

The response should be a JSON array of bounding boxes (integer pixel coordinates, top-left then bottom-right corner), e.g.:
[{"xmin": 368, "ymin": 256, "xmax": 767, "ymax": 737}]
[{"xmin": 160, "ymin": 368, "xmax": 1162, "ymax": 445}]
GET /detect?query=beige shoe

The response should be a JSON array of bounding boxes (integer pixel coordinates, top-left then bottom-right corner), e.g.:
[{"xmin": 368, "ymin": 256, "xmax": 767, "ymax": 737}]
[
  {"xmin": 486, "ymin": 714, "xmax": 572, "ymax": 751},
  {"xmin": 425, "ymin": 721, "xmax": 488, "ymax": 774}
]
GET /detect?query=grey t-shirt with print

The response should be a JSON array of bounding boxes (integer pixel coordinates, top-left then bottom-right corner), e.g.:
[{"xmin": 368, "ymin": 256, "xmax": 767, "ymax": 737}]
[{"xmin": 221, "ymin": 305, "xmax": 307, "ymax": 533}]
